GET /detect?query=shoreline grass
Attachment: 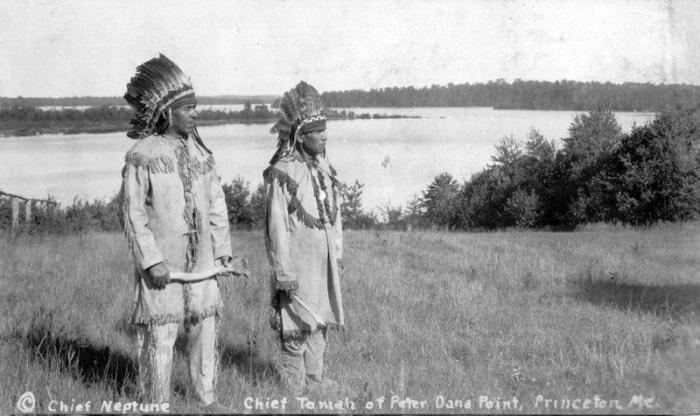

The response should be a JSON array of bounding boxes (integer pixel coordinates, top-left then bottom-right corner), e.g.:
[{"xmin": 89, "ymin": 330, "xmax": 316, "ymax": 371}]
[{"xmin": 1, "ymin": 224, "xmax": 699, "ymax": 413}]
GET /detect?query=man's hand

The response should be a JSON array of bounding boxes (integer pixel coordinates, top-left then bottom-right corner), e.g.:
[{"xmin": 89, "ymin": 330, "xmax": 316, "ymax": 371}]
[{"xmin": 147, "ymin": 262, "xmax": 170, "ymax": 289}]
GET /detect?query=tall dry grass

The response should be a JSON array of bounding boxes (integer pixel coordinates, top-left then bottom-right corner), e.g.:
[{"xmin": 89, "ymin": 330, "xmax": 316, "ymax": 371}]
[{"xmin": 1, "ymin": 223, "xmax": 699, "ymax": 413}]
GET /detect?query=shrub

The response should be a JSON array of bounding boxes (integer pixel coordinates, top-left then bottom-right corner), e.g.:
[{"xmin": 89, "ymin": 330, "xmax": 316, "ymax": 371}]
[
  {"xmin": 504, "ymin": 188, "xmax": 541, "ymax": 228},
  {"xmin": 222, "ymin": 177, "xmax": 256, "ymax": 230}
]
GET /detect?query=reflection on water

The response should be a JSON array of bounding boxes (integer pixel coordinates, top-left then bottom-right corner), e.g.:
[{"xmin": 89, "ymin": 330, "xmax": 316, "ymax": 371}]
[{"xmin": 0, "ymin": 108, "xmax": 653, "ymax": 212}]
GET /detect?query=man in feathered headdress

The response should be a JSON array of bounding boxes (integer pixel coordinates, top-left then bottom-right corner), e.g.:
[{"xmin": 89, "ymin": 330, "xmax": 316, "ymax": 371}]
[
  {"xmin": 120, "ymin": 54, "xmax": 244, "ymax": 409},
  {"xmin": 264, "ymin": 81, "xmax": 345, "ymax": 395}
]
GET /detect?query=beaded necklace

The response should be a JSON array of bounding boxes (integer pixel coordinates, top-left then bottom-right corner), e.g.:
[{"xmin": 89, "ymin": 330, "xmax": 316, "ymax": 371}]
[{"xmin": 308, "ymin": 158, "xmax": 338, "ymax": 227}]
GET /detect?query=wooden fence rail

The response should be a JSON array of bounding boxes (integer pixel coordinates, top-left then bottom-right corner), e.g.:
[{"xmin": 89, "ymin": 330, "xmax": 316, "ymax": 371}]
[
  {"xmin": 0, "ymin": 190, "xmax": 56, "ymax": 205},
  {"xmin": 1, "ymin": 190, "xmax": 57, "ymax": 236}
]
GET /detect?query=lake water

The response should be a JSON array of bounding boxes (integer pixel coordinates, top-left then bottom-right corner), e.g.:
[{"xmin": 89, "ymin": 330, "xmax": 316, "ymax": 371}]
[{"xmin": 0, "ymin": 108, "xmax": 654, "ymax": 212}]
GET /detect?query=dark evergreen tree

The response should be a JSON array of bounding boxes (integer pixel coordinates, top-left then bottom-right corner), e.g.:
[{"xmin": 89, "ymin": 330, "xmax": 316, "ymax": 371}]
[
  {"xmin": 558, "ymin": 106, "xmax": 624, "ymax": 224},
  {"xmin": 420, "ymin": 172, "xmax": 460, "ymax": 228}
]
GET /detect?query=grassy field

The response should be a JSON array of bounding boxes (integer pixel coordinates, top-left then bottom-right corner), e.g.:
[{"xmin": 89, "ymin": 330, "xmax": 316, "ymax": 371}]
[{"xmin": 1, "ymin": 224, "xmax": 699, "ymax": 414}]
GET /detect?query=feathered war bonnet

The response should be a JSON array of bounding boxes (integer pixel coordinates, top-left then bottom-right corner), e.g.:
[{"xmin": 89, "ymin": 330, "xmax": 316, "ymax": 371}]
[
  {"xmin": 269, "ymin": 81, "xmax": 327, "ymax": 164},
  {"xmin": 123, "ymin": 54, "xmax": 198, "ymax": 139}
]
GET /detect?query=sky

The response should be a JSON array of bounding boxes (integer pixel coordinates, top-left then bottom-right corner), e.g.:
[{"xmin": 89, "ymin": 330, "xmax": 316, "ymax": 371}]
[{"xmin": 1, "ymin": 0, "xmax": 699, "ymax": 97}]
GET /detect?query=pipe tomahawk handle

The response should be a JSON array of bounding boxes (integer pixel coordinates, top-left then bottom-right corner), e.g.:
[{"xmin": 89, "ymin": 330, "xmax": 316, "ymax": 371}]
[{"xmin": 169, "ymin": 265, "xmax": 234, "ymax": 283}]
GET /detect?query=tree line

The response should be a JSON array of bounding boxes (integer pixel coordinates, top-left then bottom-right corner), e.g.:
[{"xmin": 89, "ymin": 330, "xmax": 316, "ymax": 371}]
[
  {"xmin": 7, "ymin": 79, "xmax": 700, "ymax": 112},
  {"xmin": 322, "ymin": 80, "xmax": 700, "ymax": 112}
]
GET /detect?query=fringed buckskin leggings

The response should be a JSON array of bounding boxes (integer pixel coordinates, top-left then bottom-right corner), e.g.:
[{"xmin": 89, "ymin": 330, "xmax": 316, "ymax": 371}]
[{"xmin": 136, "ymin": 316, "xmax": 217, "ymax": 405}]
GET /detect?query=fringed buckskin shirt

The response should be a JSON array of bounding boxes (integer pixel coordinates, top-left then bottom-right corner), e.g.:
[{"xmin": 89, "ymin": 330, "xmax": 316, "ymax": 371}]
[
  {"xmin": 264, "ymin": 152, "xmax": 345, "ymax": 340},
  {"xmin": 120, "ymin": 134, "xmax": 232, "ymax": 326}
]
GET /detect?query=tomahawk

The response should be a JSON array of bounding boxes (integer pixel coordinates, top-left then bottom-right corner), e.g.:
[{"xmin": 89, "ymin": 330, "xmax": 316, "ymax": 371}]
[{"xmin": 169, "ymin": 265, "xmax": 247, "ymax": 283}]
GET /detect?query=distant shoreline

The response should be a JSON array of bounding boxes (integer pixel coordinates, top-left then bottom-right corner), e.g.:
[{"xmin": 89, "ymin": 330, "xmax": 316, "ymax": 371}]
[{"xmin": 0, "ymin": 108, "xmax": 419, "ymax": 138}]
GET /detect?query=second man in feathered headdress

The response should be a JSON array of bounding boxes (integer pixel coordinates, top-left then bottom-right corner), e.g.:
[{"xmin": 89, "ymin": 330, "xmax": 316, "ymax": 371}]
[{"xmin": 264, "ymin": 81, "xmax": 346, "ymax": 395}]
